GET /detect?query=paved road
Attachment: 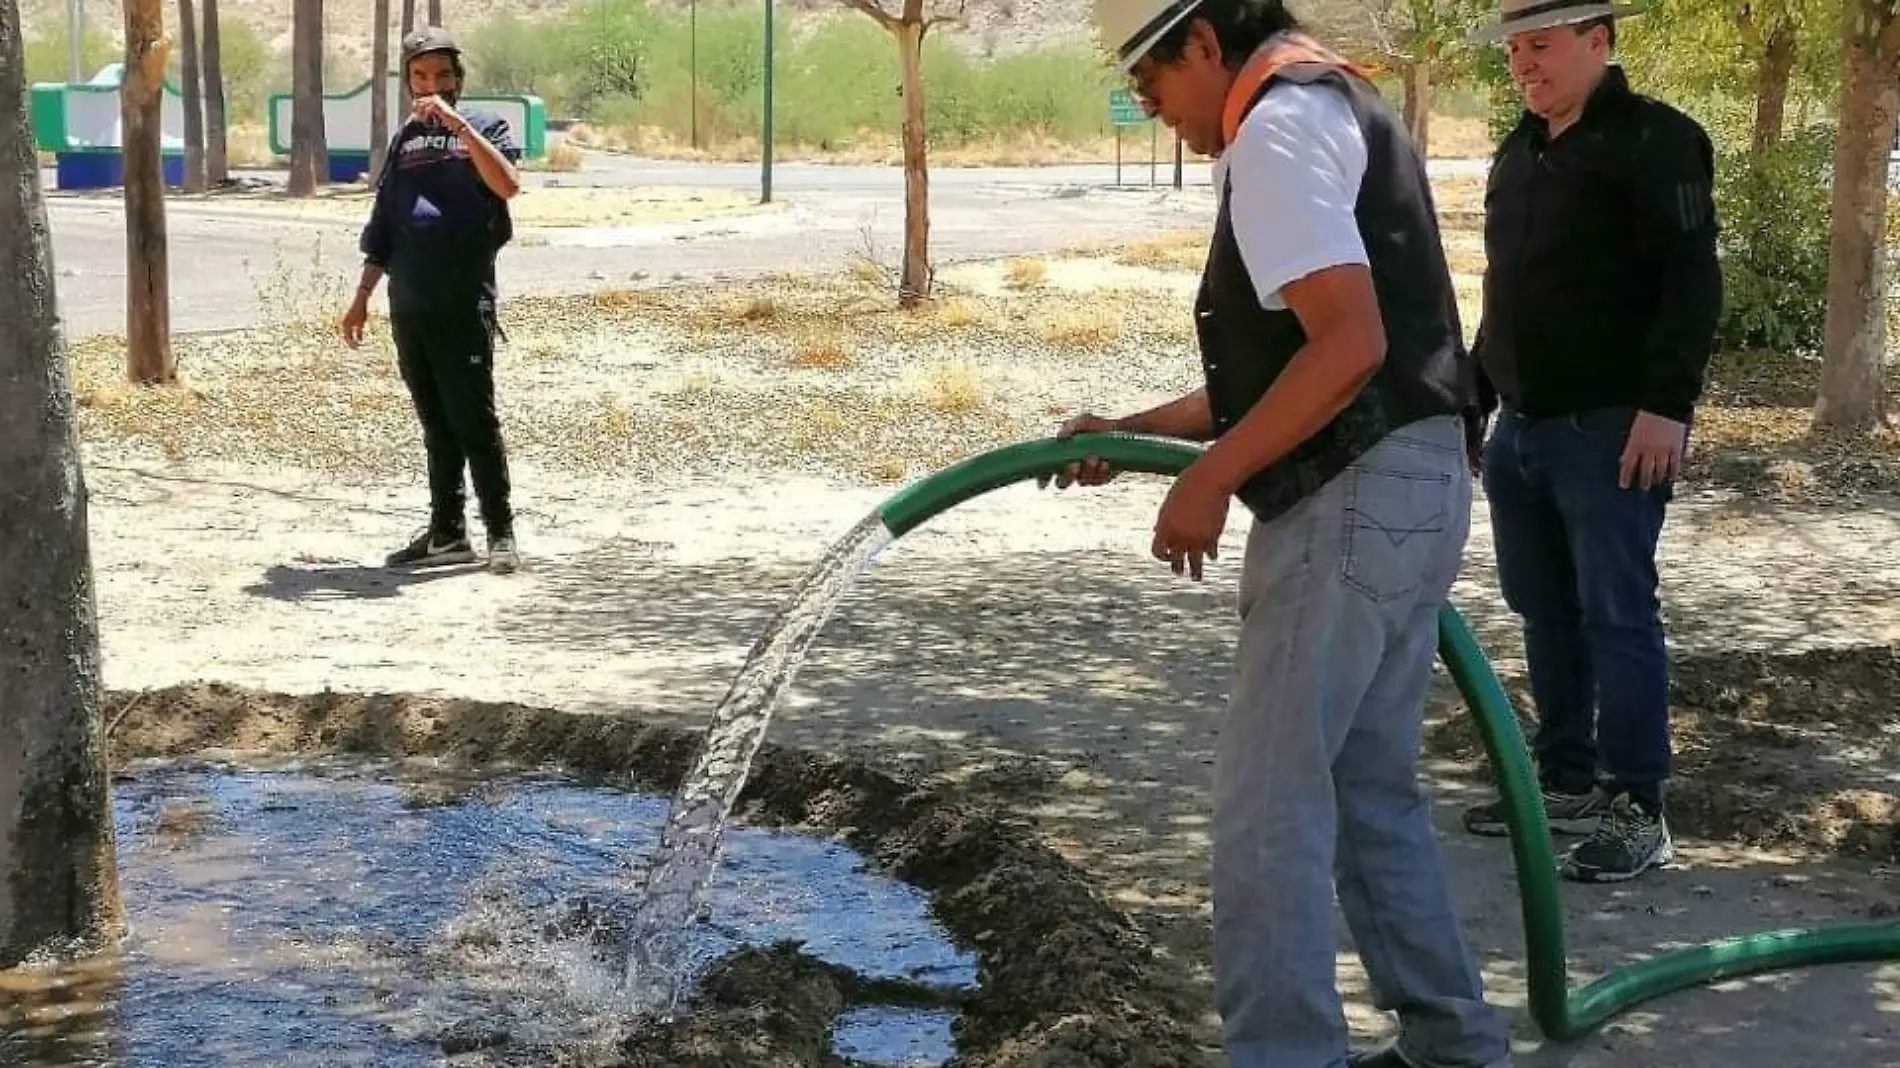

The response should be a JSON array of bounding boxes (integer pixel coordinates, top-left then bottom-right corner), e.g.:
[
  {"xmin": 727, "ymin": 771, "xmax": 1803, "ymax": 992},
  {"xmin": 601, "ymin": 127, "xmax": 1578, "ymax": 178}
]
[{"xmin": 41, "ymin": 153, "xmax": 1490, "ymax": 337}]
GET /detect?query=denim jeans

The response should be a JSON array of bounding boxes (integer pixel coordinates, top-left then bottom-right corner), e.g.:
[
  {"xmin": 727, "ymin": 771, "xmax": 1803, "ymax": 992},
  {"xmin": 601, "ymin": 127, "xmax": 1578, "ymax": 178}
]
[
  {"xmin": 1216, "ymin": 414, "xmax": 1510, "ymax": 1068},
  {"xmin": 1480, "ymin": 406, "xmax": 1672, "ymax": 801}
]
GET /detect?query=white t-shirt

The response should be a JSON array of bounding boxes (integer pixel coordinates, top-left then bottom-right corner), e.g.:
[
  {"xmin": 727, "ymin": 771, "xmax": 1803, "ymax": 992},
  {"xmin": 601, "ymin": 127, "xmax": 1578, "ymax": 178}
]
[{"xmin": 1211, "ymin": 80, "xmax": 1369, "ymax": 311}]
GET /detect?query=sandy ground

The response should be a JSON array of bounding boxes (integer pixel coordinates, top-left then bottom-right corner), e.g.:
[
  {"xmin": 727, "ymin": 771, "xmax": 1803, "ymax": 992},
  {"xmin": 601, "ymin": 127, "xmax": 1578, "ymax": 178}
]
[{"xmin": 54, "ymin": 204, "xmax": 1900, "ymax": 1066}]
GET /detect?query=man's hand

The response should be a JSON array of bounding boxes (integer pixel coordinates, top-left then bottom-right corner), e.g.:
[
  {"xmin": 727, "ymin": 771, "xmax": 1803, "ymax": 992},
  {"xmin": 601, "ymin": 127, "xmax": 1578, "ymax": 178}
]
[
  {"xmin": 1038, "ymin": 412, "xmax": 1123, "ymax": 489},
  {"xmin": 412, "ymin": 94, "xmax": 465, "ymax": 132},
  {"xmin": 1151, "ymin": 459, "xmax": 1231, "ymax": 581},
  {"xmin": 341, "ymin": 295, "xmax": 369, "ymax": 348},
  {"xmin": 1620, "ymin": 411, "xmax": 1688, "ymax": 490}
]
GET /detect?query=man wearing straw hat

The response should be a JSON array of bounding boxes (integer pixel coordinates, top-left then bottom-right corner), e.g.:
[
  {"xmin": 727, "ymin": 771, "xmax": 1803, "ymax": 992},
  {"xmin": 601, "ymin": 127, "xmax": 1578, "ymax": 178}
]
[
  {"xmin": 1045, "ymin": 0, "xmax": 1513, "ymax": 1064},
  {"xmin": 1457, "ymin": 0, "xmax": 1720, "ymax": 886}
]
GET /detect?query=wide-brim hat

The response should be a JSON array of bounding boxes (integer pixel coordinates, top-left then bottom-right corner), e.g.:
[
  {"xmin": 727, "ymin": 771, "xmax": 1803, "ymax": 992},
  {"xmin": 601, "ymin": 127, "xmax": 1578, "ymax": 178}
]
[
  {"xmin": 1094, "ymin": 0, "xmax": 1209, "ymax": 73},
  {"xmin": 1468, "ymin": 0, "xmax": 1645, "ymax": 43}
]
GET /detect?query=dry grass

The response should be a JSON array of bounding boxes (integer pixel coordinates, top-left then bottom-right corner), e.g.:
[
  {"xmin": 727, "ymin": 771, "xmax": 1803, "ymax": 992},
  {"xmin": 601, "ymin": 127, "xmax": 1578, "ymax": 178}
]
[
  {"xmin": 562, "ymin": 109, "xmax": 1494, "ymax": 168},
  {"xmin": 541, "ymin": 140, "xmax": 584, "ymax": 172},
  {"xmin": 1036, "ymin": 303, "xmax": 1124, "ymax": 349},
  {"xmin": 789, "ymin": 329, "xmax": 855, "ymax": 369},
  {"xmin": 930, "ymin": 297, "xmax": 981, "ymax": 329},
  {"xmin": 910, "ymin": 360, "xmax": 988, "ymax": 412},
  {"xmin": 1111, "ymin": 231, "xmax": 1208, "ymax": 272},
  {"xmin": 1005, "ymin": 258, "xmax": 1049, "ymax": 291},
  {"xmin": 1429, "ymin": 115, "xmax": 1496, "ymax": 160}
]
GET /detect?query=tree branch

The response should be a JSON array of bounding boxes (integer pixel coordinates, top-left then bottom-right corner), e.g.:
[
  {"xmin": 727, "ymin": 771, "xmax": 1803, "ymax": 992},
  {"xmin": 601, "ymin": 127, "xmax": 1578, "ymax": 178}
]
[{"xmin": 840, "ymin": 0, "xmax": 900, "ymax": 32}]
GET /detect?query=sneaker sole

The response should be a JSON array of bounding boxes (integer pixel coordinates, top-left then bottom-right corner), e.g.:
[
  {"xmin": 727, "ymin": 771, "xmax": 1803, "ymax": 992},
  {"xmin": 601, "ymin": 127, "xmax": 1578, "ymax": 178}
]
[
  {"xmin": 1561, "ymin": 836, "xmax": 1676, "ymax": 884},
  {"xmin": 1465, "ymin": 813, "xmax": 1601, "ymax": 838},
  {"xmin": 389, "ymin": 550, "xmax": 479, "ymax": 569}
]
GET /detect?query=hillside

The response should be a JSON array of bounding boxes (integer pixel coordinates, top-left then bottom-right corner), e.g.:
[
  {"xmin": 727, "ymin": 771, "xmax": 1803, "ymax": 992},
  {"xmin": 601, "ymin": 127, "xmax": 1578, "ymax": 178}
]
[{"xmin": 18, "ymin": 0, "xmax": 1114, "ymax": 59}]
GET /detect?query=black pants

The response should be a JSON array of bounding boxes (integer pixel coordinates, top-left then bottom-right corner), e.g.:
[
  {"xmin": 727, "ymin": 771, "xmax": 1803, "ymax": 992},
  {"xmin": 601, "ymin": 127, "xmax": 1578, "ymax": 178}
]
[{"xmin": 391, "ymin": 300, "xmax": 512, "ymax": 540}]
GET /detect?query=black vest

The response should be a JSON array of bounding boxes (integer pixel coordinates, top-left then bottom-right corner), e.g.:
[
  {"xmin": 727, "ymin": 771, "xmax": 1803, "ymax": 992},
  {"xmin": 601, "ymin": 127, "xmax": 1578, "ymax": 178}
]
[{"xmin": 1196, "ymin": 60, "xmax": 1474, "ymax": 523}]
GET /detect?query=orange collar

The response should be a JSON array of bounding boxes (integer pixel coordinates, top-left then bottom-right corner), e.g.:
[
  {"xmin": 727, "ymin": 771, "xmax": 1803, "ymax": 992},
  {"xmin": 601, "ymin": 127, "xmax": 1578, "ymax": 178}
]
[{"xmin": 1218, "ymin": 33, "xmax": 1369, "ymax": 151}]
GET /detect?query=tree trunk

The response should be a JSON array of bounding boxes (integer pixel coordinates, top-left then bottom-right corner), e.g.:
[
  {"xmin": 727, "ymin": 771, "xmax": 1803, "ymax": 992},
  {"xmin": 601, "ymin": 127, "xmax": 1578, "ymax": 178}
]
[
  {"xmin": 399, "ymin": 0, "xmax": 416, "ymax": 117},
  {"xmin": 1401, "ymin": 56, "xmax": 1431, "ymax": 156},
  {"xmin": 895, "ymin": 19, "xmax": 930, "ymax": 307},
  {"xmin": 288, "ymin": 0, "xmax": 327, "ymax": 196},
  {"xmin": 202, "ymin": 0, "xmax": 228, "ymax": 183},
  {"xmin": 1814, "ymin": 0, "xmax": 1899, "ymax": 430},
  {"xmin": 427, "ymin": 0, "xmax": 440, "ymax": 25},
  {"xmin": 0, "ymin": 0, "xmax": 124, "ymax": 968},
  {"xmin": 370, "ymin": 0, "xmax": 390, "ymax": 180},
  {"xmin": 178, "ymin": 0, "xmax": 207, "ymax": 193},
  {"xmin": 1750, "ymin": 19, "xmax": 1796, "ymax": 163},
  {"xmin": 122, "ymin": 0, "xmax": 176, "ymax": 384}
]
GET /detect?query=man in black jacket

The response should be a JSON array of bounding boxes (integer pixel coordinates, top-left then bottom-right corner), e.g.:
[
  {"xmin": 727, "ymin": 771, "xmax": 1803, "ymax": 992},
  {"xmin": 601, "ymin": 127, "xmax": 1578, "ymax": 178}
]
[
  {"xmin": 342, "ymin": 26, "xmax": 523, "ymax": 574},
  {"xmin": 1460, "ymin": 0, "xmax": 1721, "ymax": 883}
]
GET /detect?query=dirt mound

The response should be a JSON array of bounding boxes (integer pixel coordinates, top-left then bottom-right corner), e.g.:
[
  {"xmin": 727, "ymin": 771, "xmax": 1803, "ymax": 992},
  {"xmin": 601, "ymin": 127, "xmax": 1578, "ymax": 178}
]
[
  {"xmin": 1423, "ymin": 644, "xmax": 1900, "ymax": 860},
  {"xmin": 106, "ymin": 682, "xmax": 1209, "ymax": 1067}
]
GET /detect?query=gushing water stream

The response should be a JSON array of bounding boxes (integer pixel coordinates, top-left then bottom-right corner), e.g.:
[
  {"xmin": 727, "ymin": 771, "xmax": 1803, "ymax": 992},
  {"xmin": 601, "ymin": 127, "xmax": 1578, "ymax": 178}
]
[{"xmin": 621, "ymin": 512, "xmax": 897, "ymax": 1014}]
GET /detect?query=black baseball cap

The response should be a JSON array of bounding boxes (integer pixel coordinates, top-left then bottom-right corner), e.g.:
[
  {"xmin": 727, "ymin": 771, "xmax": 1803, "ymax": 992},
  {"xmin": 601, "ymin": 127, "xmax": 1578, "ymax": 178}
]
[{"xmin": 401, "ymin": 26, "xmax": 460, "ymax": 66}]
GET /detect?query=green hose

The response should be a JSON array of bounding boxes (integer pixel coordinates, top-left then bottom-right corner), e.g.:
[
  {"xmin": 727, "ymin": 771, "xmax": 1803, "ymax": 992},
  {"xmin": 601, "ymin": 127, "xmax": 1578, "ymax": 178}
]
[{"xmin": 873, "ymin": 431, "xmax": 1900, "ymax": 1043}]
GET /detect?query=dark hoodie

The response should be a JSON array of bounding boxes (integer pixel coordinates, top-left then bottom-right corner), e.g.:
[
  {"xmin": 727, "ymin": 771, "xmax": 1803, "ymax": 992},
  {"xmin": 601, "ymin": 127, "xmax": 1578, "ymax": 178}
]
[{"xmin": 359, "ymin": 107, "xmax": 520, "ymax": 316}]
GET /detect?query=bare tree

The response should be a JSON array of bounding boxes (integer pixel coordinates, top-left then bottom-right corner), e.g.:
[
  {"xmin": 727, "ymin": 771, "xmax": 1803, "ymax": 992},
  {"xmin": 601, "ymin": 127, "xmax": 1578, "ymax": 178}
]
[
  {"xmin": 370, "ymin": 0, "xmax": 391, "ymax": 179},
  {"xmin": 202, "ymin": 0, "xmax": 228, "ymax": 183},
  {"xmin": 400, "ymin": 0, "xmax": 416, "ymax": 116},
  {"xmin": 838, "ymin": 0, "xmax": 968, "ymax": 307},
  {"xmin": 1814, "ymin": 0, "xmax": 1900, "ymax": 429},
  {"xmin": 179, "ymin": 0, "xmax": 207, "ymax": 193},
  {"xmin": 0, "ymin": 0, "xmax": 125, "ymax": 967},
  {"xmin": 122, "ymin": 0, "xmax": 175, "ymax": 383},
  {"xmin": 1312, "ymin": 0, "xmax": 1485, "ymax": 155},
  {"xmin": 288, "ymin": 0, "xmax": 327, "ymax": 196}
]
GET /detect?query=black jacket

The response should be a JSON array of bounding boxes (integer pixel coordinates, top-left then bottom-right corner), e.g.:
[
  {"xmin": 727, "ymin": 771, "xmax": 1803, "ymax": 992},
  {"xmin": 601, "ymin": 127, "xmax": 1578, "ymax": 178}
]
[{"xmin": 1474, "ymin": 66, "xmax": 1720, "ymax": 424}]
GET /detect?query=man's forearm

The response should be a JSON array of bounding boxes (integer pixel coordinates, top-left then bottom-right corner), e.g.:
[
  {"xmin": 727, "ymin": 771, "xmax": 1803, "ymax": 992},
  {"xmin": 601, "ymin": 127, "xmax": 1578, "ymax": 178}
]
[
  {"xmin": 354, "ymin": 263, "xmax": 385, "ymax": 301},
  {"xmin": 456, "ymin": 122, "xmax": 520, "ymax": 199},
  {"xmin": 1117, "ymin": 388, "xmax": 1216, "ymax": 441}
]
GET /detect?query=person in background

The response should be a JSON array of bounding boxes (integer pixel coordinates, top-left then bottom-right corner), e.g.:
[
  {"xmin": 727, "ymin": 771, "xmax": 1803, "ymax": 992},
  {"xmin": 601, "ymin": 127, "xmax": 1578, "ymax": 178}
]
[
  {"xmin": 1459, "ymin": 0, "xmax": 1721, "ymax": 885},
  {"xmin": 341, "ymin": 26, "xmax": 524, "ymax": 575},
  {"xmin": 1049, "ymin": 0, "xmax": 1514, "ymax": 1064}
]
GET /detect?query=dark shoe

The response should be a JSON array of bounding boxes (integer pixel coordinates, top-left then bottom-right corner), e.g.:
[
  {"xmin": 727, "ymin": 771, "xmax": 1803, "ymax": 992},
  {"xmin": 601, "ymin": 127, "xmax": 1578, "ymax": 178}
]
[
  {"xmin": 1463, "ymin": 785, "xmax": 1606, "ymax": 837},
  {"xmin": 487, "ymin": 533, "xmax": 520, "ymax": 575},
  {"xmin": 1349, "ymin": 1045, "xmax": 1513, "ymax": 1067},
  {"xmin": 385, "ymin": 528, "xmax": 477, "ymax": 568},
  {"xmin": 1561, "ymin": 792, "xmax": 1674, "ymax": 883}
]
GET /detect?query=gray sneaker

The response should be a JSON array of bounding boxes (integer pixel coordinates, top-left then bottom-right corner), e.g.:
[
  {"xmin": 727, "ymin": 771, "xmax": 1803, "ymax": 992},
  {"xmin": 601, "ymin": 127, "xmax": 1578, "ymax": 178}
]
[
  {"xmin": 1463, "ymin": 785, "xmax": 1606, "ymax": 837},
  {"xmin": 1561, "ymin": 793, "xmax": 1673, "ymax": 883}
]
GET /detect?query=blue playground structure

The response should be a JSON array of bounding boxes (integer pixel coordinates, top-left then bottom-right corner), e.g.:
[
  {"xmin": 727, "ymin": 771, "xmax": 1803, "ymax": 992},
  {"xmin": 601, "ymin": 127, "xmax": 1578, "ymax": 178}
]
[{"xmin": 30, "ymin": 64, "xmax": 546, "ymax": 191}]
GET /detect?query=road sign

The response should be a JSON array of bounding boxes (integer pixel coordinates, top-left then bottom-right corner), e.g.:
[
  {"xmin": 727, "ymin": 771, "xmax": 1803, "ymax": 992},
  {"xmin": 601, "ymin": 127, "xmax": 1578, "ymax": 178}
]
[{"xmin": 1108, "ymin": 88, "xmax": 1148, "ymax": 126}]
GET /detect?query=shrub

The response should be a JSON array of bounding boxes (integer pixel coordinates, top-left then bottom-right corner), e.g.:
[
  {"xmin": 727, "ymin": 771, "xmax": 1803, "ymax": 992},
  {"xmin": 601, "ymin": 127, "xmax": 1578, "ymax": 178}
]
[{"xmin": 1712, "ymin": 124, "xmax": 1834, "ymax": 355}]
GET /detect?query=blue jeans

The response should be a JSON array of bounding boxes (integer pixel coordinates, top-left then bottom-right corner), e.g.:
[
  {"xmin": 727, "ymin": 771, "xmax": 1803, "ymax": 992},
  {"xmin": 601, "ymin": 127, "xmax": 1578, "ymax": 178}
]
[
  {"xmin": 1217, "ymin": 415, "xmax": 1509, "ymax": 1068},
  {"xmin": 1481, "ymin": 407, "xmax": 1672, "ymax": 801}
]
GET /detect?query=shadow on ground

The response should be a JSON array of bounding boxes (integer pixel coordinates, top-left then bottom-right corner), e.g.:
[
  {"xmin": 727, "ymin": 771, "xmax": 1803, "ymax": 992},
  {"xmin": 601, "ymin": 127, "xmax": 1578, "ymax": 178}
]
[{"xmin": 484, "ymin": 532, "xmax": 1900, "ymax": 1066}]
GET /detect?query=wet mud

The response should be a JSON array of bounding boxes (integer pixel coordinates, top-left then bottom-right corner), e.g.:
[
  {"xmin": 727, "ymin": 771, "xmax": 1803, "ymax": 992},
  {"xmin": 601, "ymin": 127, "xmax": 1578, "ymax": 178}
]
[{"xmin": 103, "ymin": 683, "xmax": 1208, "ymax": 1067}]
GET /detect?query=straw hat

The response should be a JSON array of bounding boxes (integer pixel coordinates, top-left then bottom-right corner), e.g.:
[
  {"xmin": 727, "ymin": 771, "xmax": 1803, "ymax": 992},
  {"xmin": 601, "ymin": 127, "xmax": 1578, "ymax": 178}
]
[
  {"xmin": 1093, "ymin": 0, "xmax": 1210, "ymax": 72},
  {"xmin": 1467, "ymin": 0, "xmax": 1645, "ymax": 43}
]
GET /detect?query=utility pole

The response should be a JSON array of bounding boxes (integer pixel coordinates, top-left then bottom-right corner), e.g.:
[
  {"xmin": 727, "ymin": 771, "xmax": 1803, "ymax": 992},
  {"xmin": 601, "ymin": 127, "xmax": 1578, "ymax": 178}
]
[
  {"xmin": 691, "ymin": 0, "xmax": 699, "ymax": 150},
  {"xmin": 761, "ymin": 0, "xmax": 774, "ymax": 203},
  {"xmin": 67, "ymin": 0, "xmax": 82, "ymax": 78}
]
